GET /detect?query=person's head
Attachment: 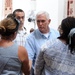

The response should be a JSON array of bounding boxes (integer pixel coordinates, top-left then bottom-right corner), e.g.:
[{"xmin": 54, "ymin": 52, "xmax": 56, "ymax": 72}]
[
  {"xmin": 13, "ymin": 9, "xmax": 25, "ymax": 30},
  {"xmin": 0, "ymin": 18, "xmax": 20, "ymax": 40},
  {"xmin": 6, "ymin": 13, "xmax": 14, "ymax": 19},
  {"xmin": 58, "ymin": 17, "xmax": 75, "ymax": 54},
  {"xmin": 36, "ymin": 11, "xmax": 51, "ymax": 33},
  {"xmin": 30, "ymin": 28, "xmax": 34, "ymax": 33}
]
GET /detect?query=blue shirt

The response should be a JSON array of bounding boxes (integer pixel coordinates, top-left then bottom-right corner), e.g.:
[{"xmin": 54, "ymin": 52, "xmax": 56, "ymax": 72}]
[{"xmin": 25, "ymin": 28, "xmax": 59, "ymax": 69}]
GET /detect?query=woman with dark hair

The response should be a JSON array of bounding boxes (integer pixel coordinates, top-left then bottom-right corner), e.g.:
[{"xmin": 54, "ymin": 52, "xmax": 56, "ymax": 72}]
[
  {"xmin": 0, "ymin": 18, "xmax": 30, "ymax": 75},
  {"xmin": 35, "ymin": 17, "xmax": 75, "ymax": 75}
]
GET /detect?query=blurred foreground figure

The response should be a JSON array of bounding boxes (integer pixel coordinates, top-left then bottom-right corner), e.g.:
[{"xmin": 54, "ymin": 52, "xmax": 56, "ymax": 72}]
[{"xmin": 0, "ymin": 18, "xmax": 30, "ymax": 75}]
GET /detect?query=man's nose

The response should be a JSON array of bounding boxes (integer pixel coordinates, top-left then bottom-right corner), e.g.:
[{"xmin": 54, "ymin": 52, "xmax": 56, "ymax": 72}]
[
  {"xmin": 39, "ymin": 22, "xmax": 43, "ymax": 25},
  {"xmin": 19, "ymin": 18, "xmax": 23, "ymax": 22}
]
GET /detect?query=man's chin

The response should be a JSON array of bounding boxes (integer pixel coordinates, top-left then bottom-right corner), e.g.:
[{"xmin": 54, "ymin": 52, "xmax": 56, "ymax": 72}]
[{"xmin": 40, "ymin": 30, "xmax": 45, "ymax": 33}]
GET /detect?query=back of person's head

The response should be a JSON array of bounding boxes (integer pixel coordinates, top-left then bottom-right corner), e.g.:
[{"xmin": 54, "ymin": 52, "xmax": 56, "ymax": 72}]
[
  {"xmin": 30, "ymin": 28, "xmax": 34, "ymax": 33},
  {"xmin": 6, "ymin": 13, "xmax": 14, "ymax": 19},
  {"xmin": 13, "ymin": 9, "xmax": 24, "ymax": 17},
  {"xmin": 58, "ymin": 17, "xmax": 75, "ymax": 54},
  {"xmin": 59, "ymin": 17, "xmax": 75, "ymax": 39},
  {"xmin": 0, "ymin": 18, "xmax": 20, "ymax": 40},
  {"xmin": 36, "ymin": 11, "xmax": 50, "ymax": 20}
]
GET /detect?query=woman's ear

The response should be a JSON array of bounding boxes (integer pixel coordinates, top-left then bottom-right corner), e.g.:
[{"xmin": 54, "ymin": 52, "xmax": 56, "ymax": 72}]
[
  {"xmin": 13, "ymin": 32, "xmax": 17, "ymax": 39},
  {"xmin": 60, "ymin": 30, "xmax": 63, "ymax": 35},
  {"xmin": 14, "ymin": 32, "xmax": 17, "ymax": 35}
]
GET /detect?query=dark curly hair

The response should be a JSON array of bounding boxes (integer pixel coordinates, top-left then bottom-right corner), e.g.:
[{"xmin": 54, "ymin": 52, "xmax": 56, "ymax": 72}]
[{"xmin": 58, "ymin": 17, "xmax": 75, "ymax": 54}]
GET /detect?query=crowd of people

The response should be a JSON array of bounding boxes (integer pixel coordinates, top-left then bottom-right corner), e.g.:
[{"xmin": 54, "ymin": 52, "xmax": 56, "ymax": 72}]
[{"xmin": 0, "ymin": 8, "xmax": 75, "ymax": 75}]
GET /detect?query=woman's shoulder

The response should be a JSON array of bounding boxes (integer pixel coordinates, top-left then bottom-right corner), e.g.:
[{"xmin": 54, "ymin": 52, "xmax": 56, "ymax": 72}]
[
  {"xmin": 41, "ymin": 39, "xmax": 58, "ymax": 52},
  {"xmin": 18, "ymin": 46, "xmax": 28, "ymax": 62}
]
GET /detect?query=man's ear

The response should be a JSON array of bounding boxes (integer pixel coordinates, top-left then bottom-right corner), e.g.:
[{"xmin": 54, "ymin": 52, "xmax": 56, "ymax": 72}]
[
  {"xmin": 49, "ymin": 19, "xmax": 51, "ymax": 22},
  {"xmin": 48, "ymin": 19, "xmax": 51, "ymax": 24}
]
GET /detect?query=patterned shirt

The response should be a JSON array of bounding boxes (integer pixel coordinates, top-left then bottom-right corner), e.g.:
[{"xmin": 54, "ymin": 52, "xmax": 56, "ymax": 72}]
[
  {"xmin": 35, "ymin": 39, "xmax": 75, "ymax": 75},
  {"xmin": 14, "ymin": 27, "xmax": 27, "ymax": 47}
]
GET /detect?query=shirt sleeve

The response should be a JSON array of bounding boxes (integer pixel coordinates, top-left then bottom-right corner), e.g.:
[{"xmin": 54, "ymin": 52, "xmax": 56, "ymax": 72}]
[
  {"xmin": 34, "ymin": 48, "xmax": 45, "ymax": 75},
  {"xmin": 25, "ymin": 36, "xmax": 36, "ymax": 60}
]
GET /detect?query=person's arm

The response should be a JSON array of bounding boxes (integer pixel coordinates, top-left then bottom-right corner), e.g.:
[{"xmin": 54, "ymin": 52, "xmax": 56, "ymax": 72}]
[
  {"xmin": 25, "ymin": 36, "xmax": 36, "ymax": 70},
  {"xmin": 18, "ymin": 46, "xmax": 30, "ymax": 75},
  {"xmin": 34, "ymin": 49, "xmax": 45, "ymax": 75},
  {"xmin": 29, "ymin": 60, "xmax": 32, "ymax": 70}
]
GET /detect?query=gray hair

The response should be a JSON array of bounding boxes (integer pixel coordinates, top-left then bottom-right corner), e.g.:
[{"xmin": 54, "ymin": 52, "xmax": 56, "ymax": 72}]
[
  {"xmin": 36, "ymin": 11, "xmax": 50, "ymax": 20},
  {"xmin": 68, "ymin": 28, "xmax": 75, "ymax": 45}
]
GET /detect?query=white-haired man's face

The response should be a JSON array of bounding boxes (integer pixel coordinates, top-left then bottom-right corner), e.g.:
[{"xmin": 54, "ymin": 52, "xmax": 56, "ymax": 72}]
[{"xmin": 36, "ymin": 14, "xmax": 51, "ymax": 33}]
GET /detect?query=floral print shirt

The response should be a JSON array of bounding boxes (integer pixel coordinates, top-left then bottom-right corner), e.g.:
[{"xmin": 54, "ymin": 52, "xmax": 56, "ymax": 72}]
[{"xmin": 35, "ymin": 39, "xmax": 75, "ymax": 75}]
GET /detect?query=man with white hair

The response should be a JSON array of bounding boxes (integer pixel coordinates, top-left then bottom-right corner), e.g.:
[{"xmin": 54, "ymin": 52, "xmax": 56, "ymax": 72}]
[{"xmin": 25, "ymin": 11, "xmax": 60, "ymax": 75}]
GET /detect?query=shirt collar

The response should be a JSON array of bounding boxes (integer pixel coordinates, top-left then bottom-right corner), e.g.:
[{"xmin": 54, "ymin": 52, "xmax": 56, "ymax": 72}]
[{"xmin": 38, "ymin": 28, "xmax": 51, "ymax": 39}]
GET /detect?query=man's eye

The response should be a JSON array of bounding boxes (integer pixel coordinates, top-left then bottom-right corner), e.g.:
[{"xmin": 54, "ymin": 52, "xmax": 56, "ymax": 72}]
[
  {"xmin": 41, "ymin": 20, "xmax": 45, "ymax": 22},
  {"xmin": 37, "ymin": 20, "xmax": 45, "ymax": 23},
  {"xmin": 17, "ymin": 16, "xmax": 24, "ymax": 19}
]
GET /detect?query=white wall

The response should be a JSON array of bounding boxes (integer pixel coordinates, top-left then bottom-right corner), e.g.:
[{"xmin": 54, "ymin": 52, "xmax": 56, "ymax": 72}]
[
  {"xmin": 0, "ymin": 0, "xmax": 4, "ymax": 20},
  {"xmin": 36, "ymin": 0, "xmax": 58, "ymax": 30},
  {"xmin": 58, "ymin": 0, "xmax": 67, "ymax": 25},
  {"xmin": 0, "ymin": 0, "xmax": 67, "ymax": 33}
]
